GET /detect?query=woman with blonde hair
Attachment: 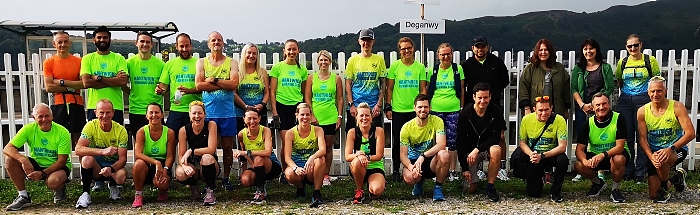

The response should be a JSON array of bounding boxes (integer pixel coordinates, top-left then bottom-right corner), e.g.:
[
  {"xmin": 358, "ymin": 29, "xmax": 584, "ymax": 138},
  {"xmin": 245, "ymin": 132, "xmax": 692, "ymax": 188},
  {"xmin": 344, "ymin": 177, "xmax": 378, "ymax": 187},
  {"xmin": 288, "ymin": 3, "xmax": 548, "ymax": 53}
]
[
  {"xmin": 283, "ymin": 103, "xmax": 326, "ymax": 208},
  {"xmin": 305, "ymin": 50, "xmax": 343, "ymax": 186},
  {"xmin": 234, "ymin": 43, "xmax": 269, "ymax": 131},
  {"xmin": 345, "ymin": 102, "xmax": 386, "ymax": 204},
  {"xmin": 174, "ymin": 101, "xmax": 219, "ymax": 206}
]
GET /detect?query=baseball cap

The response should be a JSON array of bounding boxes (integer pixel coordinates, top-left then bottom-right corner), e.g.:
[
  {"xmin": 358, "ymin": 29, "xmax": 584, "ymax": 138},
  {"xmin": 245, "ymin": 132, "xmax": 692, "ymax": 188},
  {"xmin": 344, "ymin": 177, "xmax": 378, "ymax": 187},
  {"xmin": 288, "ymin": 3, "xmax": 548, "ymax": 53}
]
[
  {"xmin": 472, "ymin": 36, "xmax": 488, "ymax": 46},
  {"xmin": 359, "ymin": 29, "xmax": 374, "ymax": 40}
]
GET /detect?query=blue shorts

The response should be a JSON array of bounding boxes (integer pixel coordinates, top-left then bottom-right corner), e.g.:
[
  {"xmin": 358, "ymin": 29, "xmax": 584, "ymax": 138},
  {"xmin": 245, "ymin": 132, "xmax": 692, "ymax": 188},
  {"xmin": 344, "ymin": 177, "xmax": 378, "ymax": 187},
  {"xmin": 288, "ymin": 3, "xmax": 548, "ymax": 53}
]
[
  {"xmin": 166, "ymin": 111, "xmax": 190, "ymax": 134},
  {"xmin": 95, "ymin": 156, "xmax": 117, "ymax": 168},
  {"xmin": 207, "ymin": 117, "xmax": 237, "ymax": 137},
  {"xmin": 291, "ymin": 156, "xmax": 311, "ymax": 168},
  {"xmin": 432, "ymin": 111, "xmax": 459, "ymax": 151}
]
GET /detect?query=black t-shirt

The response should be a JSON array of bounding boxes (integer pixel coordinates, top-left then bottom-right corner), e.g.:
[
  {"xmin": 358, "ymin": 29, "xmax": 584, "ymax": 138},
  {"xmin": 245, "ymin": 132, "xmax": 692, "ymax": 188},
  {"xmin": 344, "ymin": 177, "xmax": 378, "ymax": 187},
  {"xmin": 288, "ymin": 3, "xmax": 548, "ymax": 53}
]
[
  {"xmin": 584, "ymin": 65, "xmax": 604, "ymax": 103},
  {"xmin": 577, "ymin": 112, "xmax": 627, "ymax": 148}
]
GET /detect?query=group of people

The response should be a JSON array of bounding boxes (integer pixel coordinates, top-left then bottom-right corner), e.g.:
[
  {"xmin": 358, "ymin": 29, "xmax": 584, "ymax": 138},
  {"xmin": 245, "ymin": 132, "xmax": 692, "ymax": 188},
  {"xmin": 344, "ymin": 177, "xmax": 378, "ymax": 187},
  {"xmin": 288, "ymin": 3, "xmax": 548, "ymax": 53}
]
[{"xmin": 2, "ymin": 25, "xmax": 694, "ymax": 212}]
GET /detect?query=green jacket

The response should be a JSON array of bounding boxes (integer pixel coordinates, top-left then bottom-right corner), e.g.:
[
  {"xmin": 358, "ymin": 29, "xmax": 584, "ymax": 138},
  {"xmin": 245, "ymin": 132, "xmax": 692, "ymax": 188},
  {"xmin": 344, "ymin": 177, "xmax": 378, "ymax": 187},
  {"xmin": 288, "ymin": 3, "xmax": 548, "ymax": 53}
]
[
  {"xmin": 570, "ymin": 63, "xmax": 615, "ymax": 104},
  {"xmin": 518, "ymin": 62, "xmax": 571, "ymax": 117}
]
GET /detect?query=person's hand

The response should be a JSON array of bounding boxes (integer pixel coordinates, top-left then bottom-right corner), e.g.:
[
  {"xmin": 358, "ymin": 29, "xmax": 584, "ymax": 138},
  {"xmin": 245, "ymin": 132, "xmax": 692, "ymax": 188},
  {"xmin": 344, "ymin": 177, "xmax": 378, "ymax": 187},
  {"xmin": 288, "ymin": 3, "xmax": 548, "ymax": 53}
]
[
  {"xmin": 304, "ymin": 158, "xmax": 316, "ymax": 172},
  {"xmin": 205, "ymin": 77, "xmax": 215, "ymax": 83},
  {"xmin": 254, "ymin": 104, "xmax": 264, "ymax": 111},
  {"xmin": 177, "ymin": 85, "xmax": 189, "ymax": 94},
  {"xmin": 335, "ymin": 118, "xmax": 342, "ymax": 130},
  {"xmin": 529, "ymin": 151, "xmax": 540, "ymax": 164},
  {"xmin": 180, "ymin": 150, "xmax": 191, "ymax": 165},
  {"xmin": 27, "ymin": 171, "xmax": 43, "ymax": 181},
  {"xmin": 372, "ymin": 105, "xmax": 381, "ymax": 117},
  {"xmin": 310, "ymin": 115, "xmax": 319, "ymax": 125},
  {"xmin": 385, "ymin": 110, "xmax": 393, "ymax": 120},
  {"xmin": 101, "ymin": 147, "xmax": 118, "ymax": 156},
  {"xmin": 524, "ymin": 108, "xmax": 532, "ymax": 115},
  {"xmin": 462, "ymin": 171, "xmax": 472, "ymax": 182},
  {"xmin": 356, "ymin": 154, "xmax": 368, "ymax": 167},
  {"xmin": 99, "ymin": 167, "xmax": 114, "ymax": 178},
  {"xmin": 155, "ymin": 85, "xmax": 166, "ymax": 95},
  {"xmin": 467, "ymin": 149, "xmax": 479, "ymax": 166},
  {"xmin": 116, "ymin": 71, "xmax": 128, "ymax": 78},
  {"xmin": 656, "ymin": 148, "xmax": 672, "ymax": 163},
  {"xmin": 20, "ymin": 158, "xmax": 34, "ymax": 175},
  {"xmin": 233, "ymin": 149, "xmax": 242, "ymax": 159},
  {"xmin": 155, "ymin": 163, "xmax": 167, "ymax": 184},
  {"xmin": 183, "ymin": 165, "xmax": 195, "ymax": 177},
  {"xmin": 589, "ymin": 154, "xmax": 603, "ymax": 168},
  {"xmin": 349, "ymin": 105, "xmax": 357, "ymax": 117},
  {"xmin": 294, "ymin": 166, "xmax": 306, "ymax": 176},
  {"xmin": 581, "ymin": 103, "xmax": 593, "ymax": 114}
]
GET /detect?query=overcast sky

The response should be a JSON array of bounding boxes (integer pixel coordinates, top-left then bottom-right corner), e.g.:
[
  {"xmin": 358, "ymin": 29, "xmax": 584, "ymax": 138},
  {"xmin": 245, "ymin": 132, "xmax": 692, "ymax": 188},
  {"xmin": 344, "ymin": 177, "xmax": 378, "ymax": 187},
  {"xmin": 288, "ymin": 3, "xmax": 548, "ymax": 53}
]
[{"xmin": 2, "ymin": 0, "xmax": 652, "ymax": 43}]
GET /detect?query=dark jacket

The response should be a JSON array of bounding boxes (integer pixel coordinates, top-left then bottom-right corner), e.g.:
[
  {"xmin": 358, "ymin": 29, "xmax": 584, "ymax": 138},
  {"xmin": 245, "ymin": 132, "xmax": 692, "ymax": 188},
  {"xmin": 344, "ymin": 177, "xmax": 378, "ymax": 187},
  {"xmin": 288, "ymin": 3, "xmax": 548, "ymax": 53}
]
[
  {"xmin": 518, "ymin": 62, "xmax": 572, "ymax": 117},
  {"xmin": 461, "ymin": 53, "xmax": 510, "ymax": 105},
  {"xmin": 456, "ymin": 102, "xmax": 505, "ymax": 171}
]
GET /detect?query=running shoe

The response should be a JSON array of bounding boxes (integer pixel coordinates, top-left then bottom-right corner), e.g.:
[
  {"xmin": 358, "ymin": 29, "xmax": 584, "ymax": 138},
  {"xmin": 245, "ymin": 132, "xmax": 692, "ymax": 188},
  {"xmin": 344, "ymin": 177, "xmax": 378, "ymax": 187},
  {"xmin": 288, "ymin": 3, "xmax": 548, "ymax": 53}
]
[
  {"xmin": 157, "ymin": 189, "xmax": 168, "ymax": 201},
  {"xmin": 310, "ymin": 192, "xmax": 323, "ymax": 208},
  {"xmin": 497, "ymin": 169, "xmax": 511, "ymax": 181},
  {"xmin": 448, "ymin": 171, "xmax": 459, "ymax": 182},
  {"xmin": 673, "ymin": 168, "xmax": 687, "ymax": 192},
  {"xmin": 108, "ymin": 184, "xmax": 122, "ymax": 200},
  {"xmin": 189, "ymin": 185, "xmax": 201, "ymax": 200},
  {"xmin": 477, "ymin": 170, "xmax": 486, "ymax": 181},
  {"xmin": 75, "ymin": 192, "xmax": 91, "ymax": 209},
  {"xmin": 6, "ymin": 195, "xmax": 31, "ymax": 211},
  {"xmin": 571, "ymin": 174, "xmax": 583, "ymax": 182},
  {"xmin": 654, "ymin": 187, "xmax": 671, "ymax": 203},
  {"xmin": 587, "ymin": 181, "xmax": 607, "ymax": 197},
  {"xmin": 53, "ymin": 185, "xmax": 67, "ymax": 203},
  {"xmin": 486, "ymin": 187, "xmax": 500, "ymax": 202},
  {"xmin": 412, "ymin": 179, "xmax": 424, "ymax": 196},
  {"xmin": 432, "ymin": 185, "xmax": 445, "ymax": 201},
  {"xmin": 131, "ymin": 195, "xmax": 143, "ymax": 208},
  {"xmin": 352, "ymin": 189, "xmax": 365, "ymax": 204},
  {"xmin": 222, "ymin": 179, "xmax": 234, "ymax": 191},
  {"xmin": 550, "ymin": 193, "xmax": 563, "ymax": 203},
  {"xmin": 203, "ymin": 188, "xmax": 216, "ymax": 206},
  {"xmin": 92, "ymin": 181, "xmax": 106, "ymax": 192},
  {"xmin": 251, "ymin": 190, "xmax": 266, "ymax": 205},
  {"xmin": 610, "ymin": 189, "xmax": 625, "ymax": 203},
  {"xmin": 323, "ymin": 175, "xmax": 331, "ymax": 186}
]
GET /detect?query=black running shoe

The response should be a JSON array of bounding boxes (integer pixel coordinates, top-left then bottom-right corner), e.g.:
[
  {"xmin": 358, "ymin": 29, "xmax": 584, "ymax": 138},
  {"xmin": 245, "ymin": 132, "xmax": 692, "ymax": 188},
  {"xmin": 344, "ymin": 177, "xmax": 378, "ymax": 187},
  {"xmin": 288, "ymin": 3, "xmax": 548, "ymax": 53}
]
[
  {"xmin": 654, "ymin": 187, "xmax": 671, "ymax": 203},
  {"xmin": 586, "ymin": 181, "xmax": 607, "ymax": 197},
  {"xmin": 550, "ymin": 193, "xmax": 563, "ymax": 203},
  {"xmin": 486, "ymin": 187, "xmax": 500, "ymax": 202},
  {"xmin": 610, "ymin": 189, "xmax": 625, "ymax": 203},
  {"xmin": 673, "ymin": 168, "xmax": 687, "ymax": 192}
]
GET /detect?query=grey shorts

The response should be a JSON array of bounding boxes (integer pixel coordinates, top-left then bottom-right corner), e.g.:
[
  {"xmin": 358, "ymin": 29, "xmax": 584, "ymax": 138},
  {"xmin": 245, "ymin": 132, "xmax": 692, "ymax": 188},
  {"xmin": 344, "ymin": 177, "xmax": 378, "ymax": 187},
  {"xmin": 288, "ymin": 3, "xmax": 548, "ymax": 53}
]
[{"xmin": 467, "ymin": 150, "xmax": 490, "ymax": 184}]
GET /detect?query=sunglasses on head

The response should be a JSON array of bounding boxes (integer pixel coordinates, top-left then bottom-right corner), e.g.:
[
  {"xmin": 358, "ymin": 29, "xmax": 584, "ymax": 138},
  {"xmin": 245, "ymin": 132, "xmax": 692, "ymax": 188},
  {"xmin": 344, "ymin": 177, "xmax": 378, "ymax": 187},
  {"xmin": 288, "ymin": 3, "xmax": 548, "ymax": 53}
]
[
  {"xmin": 626, "ymin": 43, "xmax": 640, "ymax": 49},
  {"xmin": 649, "ymin": 76, "xmax": 665, "ymax": 82},
  {"xmin": 535, "ymin": 96, "xmax": 550, "ymax": 102}
]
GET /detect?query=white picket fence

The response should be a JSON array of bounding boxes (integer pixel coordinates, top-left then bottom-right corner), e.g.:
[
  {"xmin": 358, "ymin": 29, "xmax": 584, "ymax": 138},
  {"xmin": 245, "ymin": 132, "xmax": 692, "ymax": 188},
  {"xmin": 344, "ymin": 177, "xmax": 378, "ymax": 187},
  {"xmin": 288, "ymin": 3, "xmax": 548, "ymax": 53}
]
[{"xmin": 1, "ymin": 48, "xmax": 699, "ymax": 179}]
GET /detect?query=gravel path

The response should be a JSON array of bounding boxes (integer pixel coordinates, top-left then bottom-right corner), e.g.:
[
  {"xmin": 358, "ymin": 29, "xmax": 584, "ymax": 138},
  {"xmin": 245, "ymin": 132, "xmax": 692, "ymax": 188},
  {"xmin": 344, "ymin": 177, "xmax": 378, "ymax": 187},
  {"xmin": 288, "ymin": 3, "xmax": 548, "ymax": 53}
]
[{"xmin": 14, "ymin": 188, "xmax": 700, "ymax": 214}]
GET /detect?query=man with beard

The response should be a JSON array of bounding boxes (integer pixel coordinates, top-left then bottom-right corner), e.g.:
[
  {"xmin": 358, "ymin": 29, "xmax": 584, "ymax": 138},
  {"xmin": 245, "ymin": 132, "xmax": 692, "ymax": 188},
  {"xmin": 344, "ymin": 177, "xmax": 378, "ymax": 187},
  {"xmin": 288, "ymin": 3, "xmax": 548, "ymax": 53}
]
[
  {"xmin": 126, "ymin": 31, "xmax": 165, "ymax": 139},
  {"xmin": 43, "ymin": 31, "xmax": 85, "ymax": 148},
  {"xmin": 80, "ymin": 26, "xmax": 128, "ymax": 125},
  {"xmin": 75, "ymin": 99, "xmax": 129, "ymax": 209},
  {"xmin": 574, "ymin": 93, "xmax": 629, "ymax": 203},
  {"xmin": 637, "ymin": 76, "xmax": 693, "ymax": 203},
  {"xmin": 456, "ymin": 83, "xmax": 504, "ymax": 202},
  {"xmin": 460, "ymin": 36, "xmax": 511, "ymax": 181},
  {"xmin": 157, "ymin": 33, "xmax": 201, "ymax": 137},
  {"xmin": 4, "ymin": 103, "xmax": 72, "ymax": 211},
  {"xmin": 195, "ymin": 31, "xmax": 239, "ymax": 191},
  {"xmin": 399, "ymin": 94, "xmax": 450, "ymax": 201}
]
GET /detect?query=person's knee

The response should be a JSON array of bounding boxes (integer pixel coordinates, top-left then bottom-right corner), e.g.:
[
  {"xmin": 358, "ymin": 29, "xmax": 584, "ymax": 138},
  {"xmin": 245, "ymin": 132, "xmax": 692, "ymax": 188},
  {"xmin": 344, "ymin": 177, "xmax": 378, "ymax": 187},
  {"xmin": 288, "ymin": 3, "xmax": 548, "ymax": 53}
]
[
  {"xmin": 46, "ymin": 171, "xmax": 67, "ymax": 190},
  {"xmin": 315, "ymin": 157, "xmax": 326, "ymax": 166},
  {"xmin": 437, "ymin": 150, "xmax": 450, "ymax": 163},
  {"xmin": 240, "ymin": 175, "xmax": 254, "ymax": 187},
  {"xmin": 253, "ymin": 156, "xmax": 265, "ymax": 167},
  {"xmin": 155, "ymin": 179, "xmax": 170, "ymax": 190},
  {"xmin": 611, "ymin": 154, "xmax": 626, "ymax": 167},
  {"xmin": 555, "ymin": 154, "xmax": 568, "ymax": 167},
  {"xmin": 574, "ymin": 161, "xmax": 585, "ymax": 173},
  {"xmin": 369, "ymin": 182, "xmax": 385, "ymax": 195},
  {"xmin": 114, "ymin": 168, "xmax": 127, "ymax": 183},
  {"xmin": 5, "ymin": 156, "xmax": 17, "ymax": 166},
  {"xmin": 133, "ymin": 159, "xmax": 147, "ymax": 172},
  {"xmin": 350, "ymin": 158, "xmax": 362, "ymax": 169},
  {"xmin": 490, "ymin": 146, "xmax": 501, "ymax": 160},
  {"xmin": 80, "ymin": 156, "xmax": 95, "ymax": 167},
  {"xmin": 201, "ymin": 154, "xmax": 216, "ymax": 166}
]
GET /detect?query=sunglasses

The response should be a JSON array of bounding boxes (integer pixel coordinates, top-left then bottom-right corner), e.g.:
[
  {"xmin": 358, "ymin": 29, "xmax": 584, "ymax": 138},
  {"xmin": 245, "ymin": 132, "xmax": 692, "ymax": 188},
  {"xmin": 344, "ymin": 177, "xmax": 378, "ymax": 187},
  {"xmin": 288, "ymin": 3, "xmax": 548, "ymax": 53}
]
[
  {"xmin": 649, "ymin": 76, "xmax": 666, "ymax": 82},
  {"xmin": 626, "ymin": 43, "xmax": 640, "ymax": 49},
  {"xmin": 189, "ymin": 101, "xmax": 204, "ymax": 106},
  {"xmin": 535, "ymin": 96, "xmax": 550, "ymax": 102}
]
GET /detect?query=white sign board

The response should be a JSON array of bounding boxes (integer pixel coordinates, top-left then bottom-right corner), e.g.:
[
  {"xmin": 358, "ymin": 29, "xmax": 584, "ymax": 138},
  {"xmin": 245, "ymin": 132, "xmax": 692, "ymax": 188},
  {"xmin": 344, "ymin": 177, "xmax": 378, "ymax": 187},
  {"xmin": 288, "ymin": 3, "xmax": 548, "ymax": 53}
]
[
  {"xmin": 400, "ymin": 19, "xmax": 445, "ymax": 34},
  {"xmin": 404, "ymin": 0, "xmax": 440, "ymax": 5}
]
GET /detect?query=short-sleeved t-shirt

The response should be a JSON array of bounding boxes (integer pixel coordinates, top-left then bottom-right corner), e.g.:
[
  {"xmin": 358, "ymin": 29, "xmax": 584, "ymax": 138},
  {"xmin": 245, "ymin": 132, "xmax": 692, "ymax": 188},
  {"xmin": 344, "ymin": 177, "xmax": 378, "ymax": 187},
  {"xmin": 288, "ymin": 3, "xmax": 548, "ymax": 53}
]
[
  {"xmin": 311, "ymin": 73, "xmax": 339, "ymax": 126},
  {"xmin": 270, "ymin": 62, "xmax": 308, "ymax": 105},
  {"xmin": 387, "ymin": 60, "xmax": 426, "ymax": 113},
  {"xmin": 427, "ymin": 64, "xmax": 465, "ymax": 113},
  {"xmin": 519, "ymin": 113, "xmax": 568, "ymax": 153},
  {"xmin": 235, "ymin": 72, "xmax": 266, "ymax": 117},
  {"xmin": 80, "ymin": 52, "xmax": 128, "ymax": 110},
  {"xmin": 10, "ymin": 122, "xmax": 71, "ymax": 169},
  {"xmin": 127, "ymin": 55, "xmax": 165, "ymax": 115},
  {"xmin": 400, "ymin": 115, "xmax": 445, "ymax": 160},
  {"xmin": 615, "ymin": 55, "xmax": 660, "ymax": 96},
  {"xmin": 43, "ymin": 55, "xmax": 84, "ymax": 105},
  {"xmin": 345, "ymin": 54, "xmax": 386, "ymax": 108},
  {"xmin": 80, "ymin": 119, "xmax": 128, "ymax": 162},
  {"xmin": 159, "ymin": 57, "xmax": 201, "ymax": 113},
  {"xmin": 202, "ymin": 57, "xmax": 235, "ymax": 118}
]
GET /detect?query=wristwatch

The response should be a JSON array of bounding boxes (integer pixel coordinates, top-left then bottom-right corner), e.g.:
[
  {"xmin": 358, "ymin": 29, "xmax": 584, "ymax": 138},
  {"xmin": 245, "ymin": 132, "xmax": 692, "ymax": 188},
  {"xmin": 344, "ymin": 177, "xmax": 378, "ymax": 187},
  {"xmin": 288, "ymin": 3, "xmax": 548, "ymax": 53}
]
[
  {"xmin": 247, "ymin": 150, "xmax": 252, "ymax": 157},
  {"xmin": 59, "ymin": 79, "xmax": 65, "ymax": 86},
  {"xmin": 96, "ymin": 75, "xmax": 103, "ymax": 82},
  {"xmin": 347, "ymin": 102, "xmax": 354, "ymax": 107},
  {"xmin": 213, "ymin": 78, "xmax": 220, "ymax": 84},
  {"xmin": 670, "ymin": 145, "xmax": 677, "ymax": 151},
  {"xmin": 338, "ymin": 115, "xmax": 343, "ymax": 119},
  {"xmin": 163, "ymin": 166, "xmax": 169, "ymax": 170}
]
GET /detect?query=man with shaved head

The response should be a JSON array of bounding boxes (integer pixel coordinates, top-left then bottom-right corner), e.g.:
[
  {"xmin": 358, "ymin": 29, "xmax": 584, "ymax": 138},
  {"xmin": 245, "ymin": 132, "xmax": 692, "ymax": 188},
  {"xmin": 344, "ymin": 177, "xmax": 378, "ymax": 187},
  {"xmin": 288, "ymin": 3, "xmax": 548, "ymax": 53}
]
[
  {"xmin": 43, "ymin": 31, "xmax": 85, "ymax": 148},
  {"xmin": 4, "ymin": 103, "xmax": 72, "ymax": 210},
  {"xmin": 195, "ymin": 31, "xmax": 239, "ymax": 194}
]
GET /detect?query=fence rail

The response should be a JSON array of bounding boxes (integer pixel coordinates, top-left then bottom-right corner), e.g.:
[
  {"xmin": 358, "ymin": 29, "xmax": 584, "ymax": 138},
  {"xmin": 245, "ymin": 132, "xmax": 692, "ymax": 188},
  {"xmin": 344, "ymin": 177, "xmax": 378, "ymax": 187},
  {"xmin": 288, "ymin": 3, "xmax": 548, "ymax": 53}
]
[{"xmin": 1, "ymin": 48, "xmax": 699, "ymax": 178}]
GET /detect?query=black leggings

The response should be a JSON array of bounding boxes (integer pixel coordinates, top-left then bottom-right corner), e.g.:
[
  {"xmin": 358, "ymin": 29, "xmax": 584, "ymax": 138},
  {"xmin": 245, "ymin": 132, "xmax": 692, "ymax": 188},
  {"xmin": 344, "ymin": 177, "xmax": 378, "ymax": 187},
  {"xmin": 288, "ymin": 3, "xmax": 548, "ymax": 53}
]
[{"xmin": 525, "ymin": 153, "xmax": 568, "ymax": 197}]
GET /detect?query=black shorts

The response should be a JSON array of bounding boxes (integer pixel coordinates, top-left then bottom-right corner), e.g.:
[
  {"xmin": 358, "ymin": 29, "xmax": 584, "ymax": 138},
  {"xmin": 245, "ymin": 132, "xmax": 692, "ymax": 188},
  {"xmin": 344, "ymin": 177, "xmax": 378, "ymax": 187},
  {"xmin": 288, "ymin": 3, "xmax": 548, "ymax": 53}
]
[
  {"xmin": 584, "ymin": 151, "xmax": 630, "ymax": 171},
  {"xmin": 349, "ymin": 167, "xmax": 385, "ymax": 182},
  {"xmin": 27, "ymin": 157, "xmax": 71, "ymax": 180},
  {"xmin": 165, "ymin": 111, "xmax": 190, "ymax": 135},
  {"xmin": 128, "ymin": 113, "xmax": 148, "ymax": 137},
  {"xmin": 276, "ymin": 102, "xmax": 300, "ymax": 131},
  {"xmin": 319, "ymin": 124, "xmax": 337, "ymax": 136},
  {"xmin": 345, "ymin": 110, "xmax": 383, "ymax": 132},
  {"xmin": 144, "ymin": 159, "xmax": 172, "ymax": 184},
  {"xmin": 247, "ymin": 160, "xmax": 283, "ymax": 180},
  {"xmin": 51, "ymin": 104, "xmax": 86, "ymax": 133},
  {"xmin": 647, "ymin": 148, "xmax": 688, "ymax": 176},
  {"xmin": 88, "ymin": 109, "xmax": 125, "ymax": 125},
  {"xmin": 410, "ymin": 155, "xmax": 436, "ymax": 179}
]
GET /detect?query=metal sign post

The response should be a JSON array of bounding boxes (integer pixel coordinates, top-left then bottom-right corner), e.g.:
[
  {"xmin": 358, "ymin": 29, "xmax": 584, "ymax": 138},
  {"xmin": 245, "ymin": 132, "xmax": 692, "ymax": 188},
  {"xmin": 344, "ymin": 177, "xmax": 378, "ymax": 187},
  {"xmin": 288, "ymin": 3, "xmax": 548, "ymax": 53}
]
[{"xmin": 403, "ymin": 0, "xmax": 442, "ymax": 64}]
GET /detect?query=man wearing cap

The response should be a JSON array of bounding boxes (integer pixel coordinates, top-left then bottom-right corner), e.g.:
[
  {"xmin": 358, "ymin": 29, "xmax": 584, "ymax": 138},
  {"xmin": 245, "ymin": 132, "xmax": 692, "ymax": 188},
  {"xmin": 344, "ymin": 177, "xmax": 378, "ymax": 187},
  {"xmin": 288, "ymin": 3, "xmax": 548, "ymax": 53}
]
[
  {"xmin": 345, "ymin": 29, "xmax": 386, "ymax": 130},
  {"xmin": 460, "ymin": 36, "xmax": 511, "ymax": 181}
]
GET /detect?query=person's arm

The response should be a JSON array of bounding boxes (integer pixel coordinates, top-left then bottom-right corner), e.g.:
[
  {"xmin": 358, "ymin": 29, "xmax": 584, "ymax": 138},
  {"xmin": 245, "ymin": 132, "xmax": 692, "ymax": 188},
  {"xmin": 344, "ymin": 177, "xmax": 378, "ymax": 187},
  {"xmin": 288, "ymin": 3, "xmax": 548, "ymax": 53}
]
[
  {"xmin": 260, "ymin": 70, "xmax": 270, "ymax": 107},
  {"xmin": 386, "ymin": 79, "xmax": 394, "ymax": 107},
  {"xmin": 518, "ymin": 115, "xmax": 535, "ymax": 155},
  {"xmin": 571, "ymin": 66, "xmax": 585, "ymax": 108},
  {"xmin": 419, "ymin": 80, "xmax": 427, "ymax": 94},
  {"xmin": 111, "ymin": 128, "xmax": 129, "ymax": 171},
  {"xmin": 99, "ymin": 72, "xmax": 129, "ymax": 87},
  {"xmin": 607, "ymin": 114, "xmax": 627, "ymax": 157},
  {"xmin": 75, "ymin": 136, "xmax": 109, "ymax": 156},
  {"xmin": 344, "ymin": 128, "xmax": 357, "ymax": 162},
  {"xmin": 304, "ymin": 74, "xmax": 314, "ymax": 112},
  {"xmin": 459, "ymin": 79, "xmax": 465, "ymax": 109},
  {"xmin": 194, "ymin": 121, "xmax": 218, "ymax": 156},
  {"xmin": 456, "ymin": 110, "xmax": 470, "ymax": 172},
  {"xmin": 542, "ymin": 118, "xmax": 567, "ymax": 157},
  {"xmin": 112, "ymin": 147, "xmax": 128, "ymax": 171},
  {"xmin": 214, "ymin": 59, "xmax": 239, "ymax": 91},
  {"xmin": 134, "ymin": 128, "xmax": 161, "ymax": 166},
  {"xmin": 194, "ymin": 59, "xmax": 221, "ymax": 92},
  {"xmin": 518, "ymin": 65, "xmax": 532, "ymax": 112},
  {"xmin": 335, "ymin": 75, "xmax": 344, "ymax": 121},
  {"xmin": 270, "ymin": 77, "xmax": 279, "ymax": 115},
  {"xmin": 368, "ymin": 127, "xmax": 385, "ymax": 161},
  {"xmin": 310, "ymin": 126, "xmax": 327, "ymax": 160},
  {"xmin": 81, "ymin": 74, "xmax": 109, "ymax": 89},
  {"xmin": 165, "ymin": 128, "xmax": 176, "ymax": 169},
  {"xmin": 476, "ymin": 109, "xmax": 504, "ymax": 152},
  {"xmin": 637, "ymin": 107, "xmax": 654, "ymax": 159},
  {"xmin": 234, "ymin": 91, "xmax": 247, "ymax": 110},
  {"xmin": 178, "ymin": 127, "xmax": 189, "ymax": 165},
  {"xmin": 252, "ymin": 127, "xmax": 273, "ymax": 157},
  {"xmin": 399, "ymin": 145, "xmax": 412, "ymax": 171},
  {"xmin": 424, "ymin": 133, "xmax": 447, "ymax": 157},
  {"xmin": 345, "ymin": 79, "xmax": 354, "ymax": 105},
  {"xmin": 376, "ymin": 77, "xmax": 385, "ymax": 107},
  {"xmin": 3, "ymin": 143, "xmax": 31, "ymax": 173},
  {"xmin": 614, "ymin": 59, "xmax": 623, "ymax": 89},
  {"xmin": 284, "ymin": 129, "xmax": 296, "ymax": 168},
  {"xmin": 671, "ymin": 101, "xmax": 696, "ymax": 149},
  {"xmin": 44, "ymin": 74, "xmax": 83, "ymax": 93}
]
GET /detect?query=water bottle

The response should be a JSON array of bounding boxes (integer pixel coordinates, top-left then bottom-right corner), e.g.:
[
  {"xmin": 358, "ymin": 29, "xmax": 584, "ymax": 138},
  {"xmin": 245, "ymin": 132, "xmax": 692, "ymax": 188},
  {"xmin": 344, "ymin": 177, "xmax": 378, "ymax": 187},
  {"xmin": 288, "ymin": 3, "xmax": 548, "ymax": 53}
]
[{"xmin": 174, "ymin": 90, "xmax": 183, "ymax": 105}]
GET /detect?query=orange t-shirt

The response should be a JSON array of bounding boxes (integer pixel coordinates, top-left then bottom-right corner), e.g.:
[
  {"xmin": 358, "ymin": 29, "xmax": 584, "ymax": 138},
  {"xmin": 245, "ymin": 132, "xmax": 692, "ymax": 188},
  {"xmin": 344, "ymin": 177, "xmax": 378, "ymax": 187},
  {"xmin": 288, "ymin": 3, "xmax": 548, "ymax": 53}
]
[{"xmin": 43, "ymin": 55, "xmax": 84, "ymax": 105}]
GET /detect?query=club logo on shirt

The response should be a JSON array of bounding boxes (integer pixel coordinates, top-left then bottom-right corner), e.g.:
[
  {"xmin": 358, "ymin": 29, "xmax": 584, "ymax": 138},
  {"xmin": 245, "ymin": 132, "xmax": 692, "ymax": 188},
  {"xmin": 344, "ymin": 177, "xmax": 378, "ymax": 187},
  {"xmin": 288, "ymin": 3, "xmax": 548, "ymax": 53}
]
[
  {"xmin": 600, "ymin": 133, "xmax": 609, "ymax": 141},
  {"xmin": 100, "ymin": 62, "xmax": 108, "ymax": 70},
  {"xmin": 441, "ymin": 73, "xmax": 448, "ymax": 79},
  {"xmin": 254, "ymin": 76, "xmax": 260, "ymax": 81},
  {"xmin": 665, "ymin": 118, "xmax": 673, "ymax": 123},
  {"xmin": 288, "ymin": 71, "xmax": 296, "ymax": 76},
  {"xmin": 151, "ymin": 147, "xmax": 159, "ymax": 154},
  {"xmin": 320, "ymin": 84, "xmax": 327, "ymax": 90},
  {"xmin": 308, "ymin": 140, "xmax": 314, "ymax": 144},
  {"xmin": 41, "ymin": 138, "xmax": 49, "ymax": 146},
  {"xmin": 405, "ymin": 71, "xmax": 412, "ymax": 77},
  {"xmin": 182, "ymin": 65, "xmax": 189, "ymax": 72},
  {"xmin": 141, "ymin": 67, "xmax": 148, "ymax": 74},
  {"xmin": 110, "ymin": 139, "xmax": 116, "ymax": 144},
  {"xmin": 372, "ymin": 63, "xmax": 378, "ymax": 68}
]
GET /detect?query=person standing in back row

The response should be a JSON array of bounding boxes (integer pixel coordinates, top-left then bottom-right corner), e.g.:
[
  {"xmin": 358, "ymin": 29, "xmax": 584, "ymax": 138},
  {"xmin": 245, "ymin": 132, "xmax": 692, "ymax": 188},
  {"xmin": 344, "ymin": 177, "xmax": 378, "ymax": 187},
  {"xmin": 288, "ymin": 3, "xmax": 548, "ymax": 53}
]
[
  {"xmin": 195, "ymin": 31, "xmax": 239, "ymax": 191},
  {"xmin": 386, "ymin": 37, "xmax": 426, "ymax": 182},
  {"xmin": 345, "ymin": 29, "xmax": 386, "ymax": 130},
  {"xmin": 126, "ymin": 31, "xmax": 165, "ymax": 140},
  {"xmin": 461, "ymin": 36, "xmax": 511, "ymax": 181}
]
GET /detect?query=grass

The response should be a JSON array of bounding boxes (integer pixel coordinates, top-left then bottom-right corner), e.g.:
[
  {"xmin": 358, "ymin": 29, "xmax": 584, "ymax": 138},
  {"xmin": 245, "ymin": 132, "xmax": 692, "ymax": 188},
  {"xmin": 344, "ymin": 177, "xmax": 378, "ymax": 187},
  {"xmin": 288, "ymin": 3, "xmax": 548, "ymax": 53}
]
[{"xmin": 0, "ymin": 171, "xmax": 697, "ymax": 213}]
